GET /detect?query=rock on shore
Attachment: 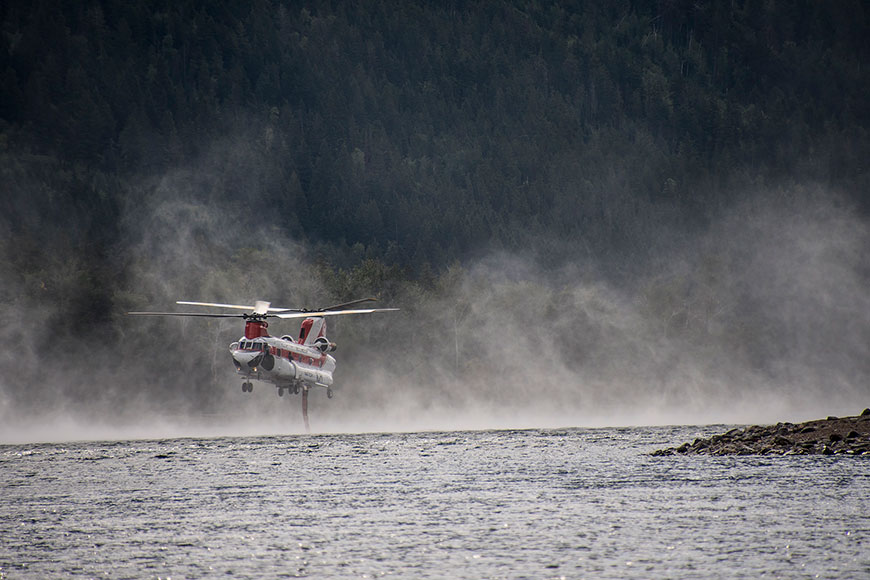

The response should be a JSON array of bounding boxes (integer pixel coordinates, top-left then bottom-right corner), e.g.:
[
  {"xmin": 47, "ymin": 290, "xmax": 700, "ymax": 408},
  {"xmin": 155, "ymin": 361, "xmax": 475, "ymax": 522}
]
[{"xmin": 653, "ymin": 409, "xmax": 870, "ymax": 456}]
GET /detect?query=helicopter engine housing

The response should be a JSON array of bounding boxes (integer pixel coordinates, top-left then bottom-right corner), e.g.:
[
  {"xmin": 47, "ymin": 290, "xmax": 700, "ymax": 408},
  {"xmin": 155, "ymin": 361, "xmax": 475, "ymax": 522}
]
[{"xmin": 314, "ymin": 336, "xmax": 337, "ymax": 353}]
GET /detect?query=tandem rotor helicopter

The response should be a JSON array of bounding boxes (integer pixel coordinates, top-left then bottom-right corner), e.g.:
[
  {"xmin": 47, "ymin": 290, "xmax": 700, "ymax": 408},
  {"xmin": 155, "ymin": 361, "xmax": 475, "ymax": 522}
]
[{"xmin": 128, "ymin": 298, "xmax": 398, "ymax": 430}]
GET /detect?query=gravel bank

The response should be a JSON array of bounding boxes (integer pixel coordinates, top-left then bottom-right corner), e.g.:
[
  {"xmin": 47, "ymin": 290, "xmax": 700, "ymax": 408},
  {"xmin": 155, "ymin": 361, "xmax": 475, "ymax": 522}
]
[{"xmin": 653, "ymin": 409, "xmax": 870, "ymax": 456}]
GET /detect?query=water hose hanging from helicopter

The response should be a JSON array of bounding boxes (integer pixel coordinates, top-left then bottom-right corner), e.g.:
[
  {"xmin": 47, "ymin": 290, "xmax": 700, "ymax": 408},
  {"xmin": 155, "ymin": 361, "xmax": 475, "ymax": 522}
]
[{"xmin": 301, "ymin": 386, "xmax": 310, "ymax": 433}]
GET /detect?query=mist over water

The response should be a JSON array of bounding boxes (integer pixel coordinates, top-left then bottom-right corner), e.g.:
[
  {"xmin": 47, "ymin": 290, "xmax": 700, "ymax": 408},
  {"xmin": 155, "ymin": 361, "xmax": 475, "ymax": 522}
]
[
  {"xmin": 1, "ymin": 153, "xmax": 868, "ymax": 444},
  {"xmin": 332, "ymin": 187, "xmax": 869, "ymax": 433}
]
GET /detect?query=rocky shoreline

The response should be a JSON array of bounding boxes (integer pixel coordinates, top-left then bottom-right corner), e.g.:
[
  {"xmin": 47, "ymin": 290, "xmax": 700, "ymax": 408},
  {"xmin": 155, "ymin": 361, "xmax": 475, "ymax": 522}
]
[{"xmin": 653, "ymin": 409, "xmax": 870, "ymax": 456}]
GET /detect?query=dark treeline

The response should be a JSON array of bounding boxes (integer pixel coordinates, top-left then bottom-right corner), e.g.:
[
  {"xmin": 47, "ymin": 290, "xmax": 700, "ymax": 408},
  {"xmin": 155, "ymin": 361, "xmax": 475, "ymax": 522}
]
[
  {"xmin": 3, "ymin": 0, "xmax": 868, "ymax": 258},
  {"xmin": 1, "ymin": 1, "xmax": 869, "ymax": 417}
]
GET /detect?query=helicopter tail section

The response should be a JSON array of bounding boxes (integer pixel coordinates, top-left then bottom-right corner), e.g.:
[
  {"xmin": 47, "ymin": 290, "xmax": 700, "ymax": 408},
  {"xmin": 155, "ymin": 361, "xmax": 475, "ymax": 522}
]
[{"xmin": 299, "ymin": 317, "xmax": 326, "ymax": 345}]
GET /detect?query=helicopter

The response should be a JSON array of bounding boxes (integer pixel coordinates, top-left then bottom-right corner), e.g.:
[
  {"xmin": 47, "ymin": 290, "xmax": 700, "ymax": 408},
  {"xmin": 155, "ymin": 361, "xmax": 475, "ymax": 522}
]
[{"xmin": 128, "ymin": 298, "xmax": 398, "ymax": 430}]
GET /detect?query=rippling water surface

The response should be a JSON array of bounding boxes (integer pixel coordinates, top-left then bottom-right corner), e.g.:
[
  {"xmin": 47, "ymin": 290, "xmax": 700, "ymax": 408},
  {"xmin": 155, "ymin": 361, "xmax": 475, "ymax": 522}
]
[{"xmin": 2, "ymin": 426, "xmax": 868, "ymax": 579}]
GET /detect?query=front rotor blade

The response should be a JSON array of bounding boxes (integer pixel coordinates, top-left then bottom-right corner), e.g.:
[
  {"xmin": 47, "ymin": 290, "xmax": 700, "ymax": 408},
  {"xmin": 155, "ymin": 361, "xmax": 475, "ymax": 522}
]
[
  {"xmin": 177, "ymin": 301, "xmax": 253, "ymax": 310},
  {"xmin": 275, "ymin": 308, "xmax": 399, "ymax": 319},
  {"xmin": 127, "ymin": 312, "xmax": 245, "ymax": 318},
  {"xmin": 177, "ymin": 300, "xmax": 292, "ymax": 313}
]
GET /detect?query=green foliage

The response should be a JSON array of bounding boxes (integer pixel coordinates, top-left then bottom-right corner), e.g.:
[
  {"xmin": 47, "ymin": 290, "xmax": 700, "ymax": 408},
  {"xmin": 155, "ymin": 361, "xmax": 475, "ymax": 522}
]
[{"xmin": 2, "ymin": 1, "xmax": 867, "ymax": 263}]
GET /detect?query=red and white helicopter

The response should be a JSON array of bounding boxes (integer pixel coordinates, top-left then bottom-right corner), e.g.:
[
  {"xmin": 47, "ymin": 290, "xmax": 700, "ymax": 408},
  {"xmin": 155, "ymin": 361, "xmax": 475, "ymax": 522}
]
[{"xmin": 128, "ymin": 298, "xmax": 397, "ymax": 429}]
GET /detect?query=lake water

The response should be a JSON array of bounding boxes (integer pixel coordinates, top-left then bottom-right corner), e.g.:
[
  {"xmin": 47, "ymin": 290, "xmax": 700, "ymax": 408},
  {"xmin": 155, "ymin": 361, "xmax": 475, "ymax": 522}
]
[{"xmin": 1, "ymin": 426, "xmax": 868, "ymax": 579}]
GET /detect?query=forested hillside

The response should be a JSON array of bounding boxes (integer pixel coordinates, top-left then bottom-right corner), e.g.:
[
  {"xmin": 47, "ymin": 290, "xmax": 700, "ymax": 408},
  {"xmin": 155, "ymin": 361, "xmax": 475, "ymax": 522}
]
[
  {"xmin": 4, "ymin": 0, "xmax": 868, "ymax": 258},
  {"xmin": 1, "ymin": 1, "xmax": 868, "ymax": 427}
]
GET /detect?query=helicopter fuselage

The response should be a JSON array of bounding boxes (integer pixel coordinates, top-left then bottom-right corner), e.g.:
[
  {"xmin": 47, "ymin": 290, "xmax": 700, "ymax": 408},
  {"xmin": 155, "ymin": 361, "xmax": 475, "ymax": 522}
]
[{"xmin": 231, "ymin": 335, "xmax": 336, "ymax": 392}]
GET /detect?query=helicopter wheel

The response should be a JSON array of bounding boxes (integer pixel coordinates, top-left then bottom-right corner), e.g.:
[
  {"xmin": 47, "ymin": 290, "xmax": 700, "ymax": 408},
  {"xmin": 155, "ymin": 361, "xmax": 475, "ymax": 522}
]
[
  {"xmin": 278, "ymin": 387, "xmax": 284, "ymax": 397},
  {"xmin": 241, "ymin": 382, "xmax": 250, "ymax": 393},
  {"xmin": 293, "ymin": 384, "xmax": 300, "ymax": 395},
  {"xmin": 327, "ymin": 387, "xmax": 334, "ymax": 399}
]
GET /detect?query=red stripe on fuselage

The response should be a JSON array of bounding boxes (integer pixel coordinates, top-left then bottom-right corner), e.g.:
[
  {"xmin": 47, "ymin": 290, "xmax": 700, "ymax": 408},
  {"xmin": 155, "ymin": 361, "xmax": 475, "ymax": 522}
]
[{"xmin": 265, "ymin": 344, "xmax": 326, "ymax": 367}]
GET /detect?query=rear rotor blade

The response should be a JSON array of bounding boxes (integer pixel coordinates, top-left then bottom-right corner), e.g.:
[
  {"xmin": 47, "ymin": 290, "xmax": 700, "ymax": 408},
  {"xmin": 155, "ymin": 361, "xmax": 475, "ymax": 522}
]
[
  {"xmin": 317, "ymin": 297, "xmax": 379, "ymax": 311},
  {"xmin": 275, "ymin": 308, "xmax": 399, "ymax": 320}
]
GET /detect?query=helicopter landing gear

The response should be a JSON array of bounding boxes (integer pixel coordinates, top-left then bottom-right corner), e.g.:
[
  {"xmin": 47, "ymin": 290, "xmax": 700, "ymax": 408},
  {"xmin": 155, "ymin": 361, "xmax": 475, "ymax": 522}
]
[
  {"xmin": 278, "ymin": 386, "xmax": 284, "ymax": 397},
  {"xmin": 327, "ymin": 387, "xmax": 334, "ymax": 399},
  {"xmin": 241, "ymin": 381, "xmax": 253, "ymax": 393}
]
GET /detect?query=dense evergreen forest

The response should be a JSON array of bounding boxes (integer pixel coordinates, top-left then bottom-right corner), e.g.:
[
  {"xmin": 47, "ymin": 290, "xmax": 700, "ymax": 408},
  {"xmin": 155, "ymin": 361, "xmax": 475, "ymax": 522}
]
[{"xmin": 1, "ymin": 1, "xmax": 868, "ymax": 424}]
